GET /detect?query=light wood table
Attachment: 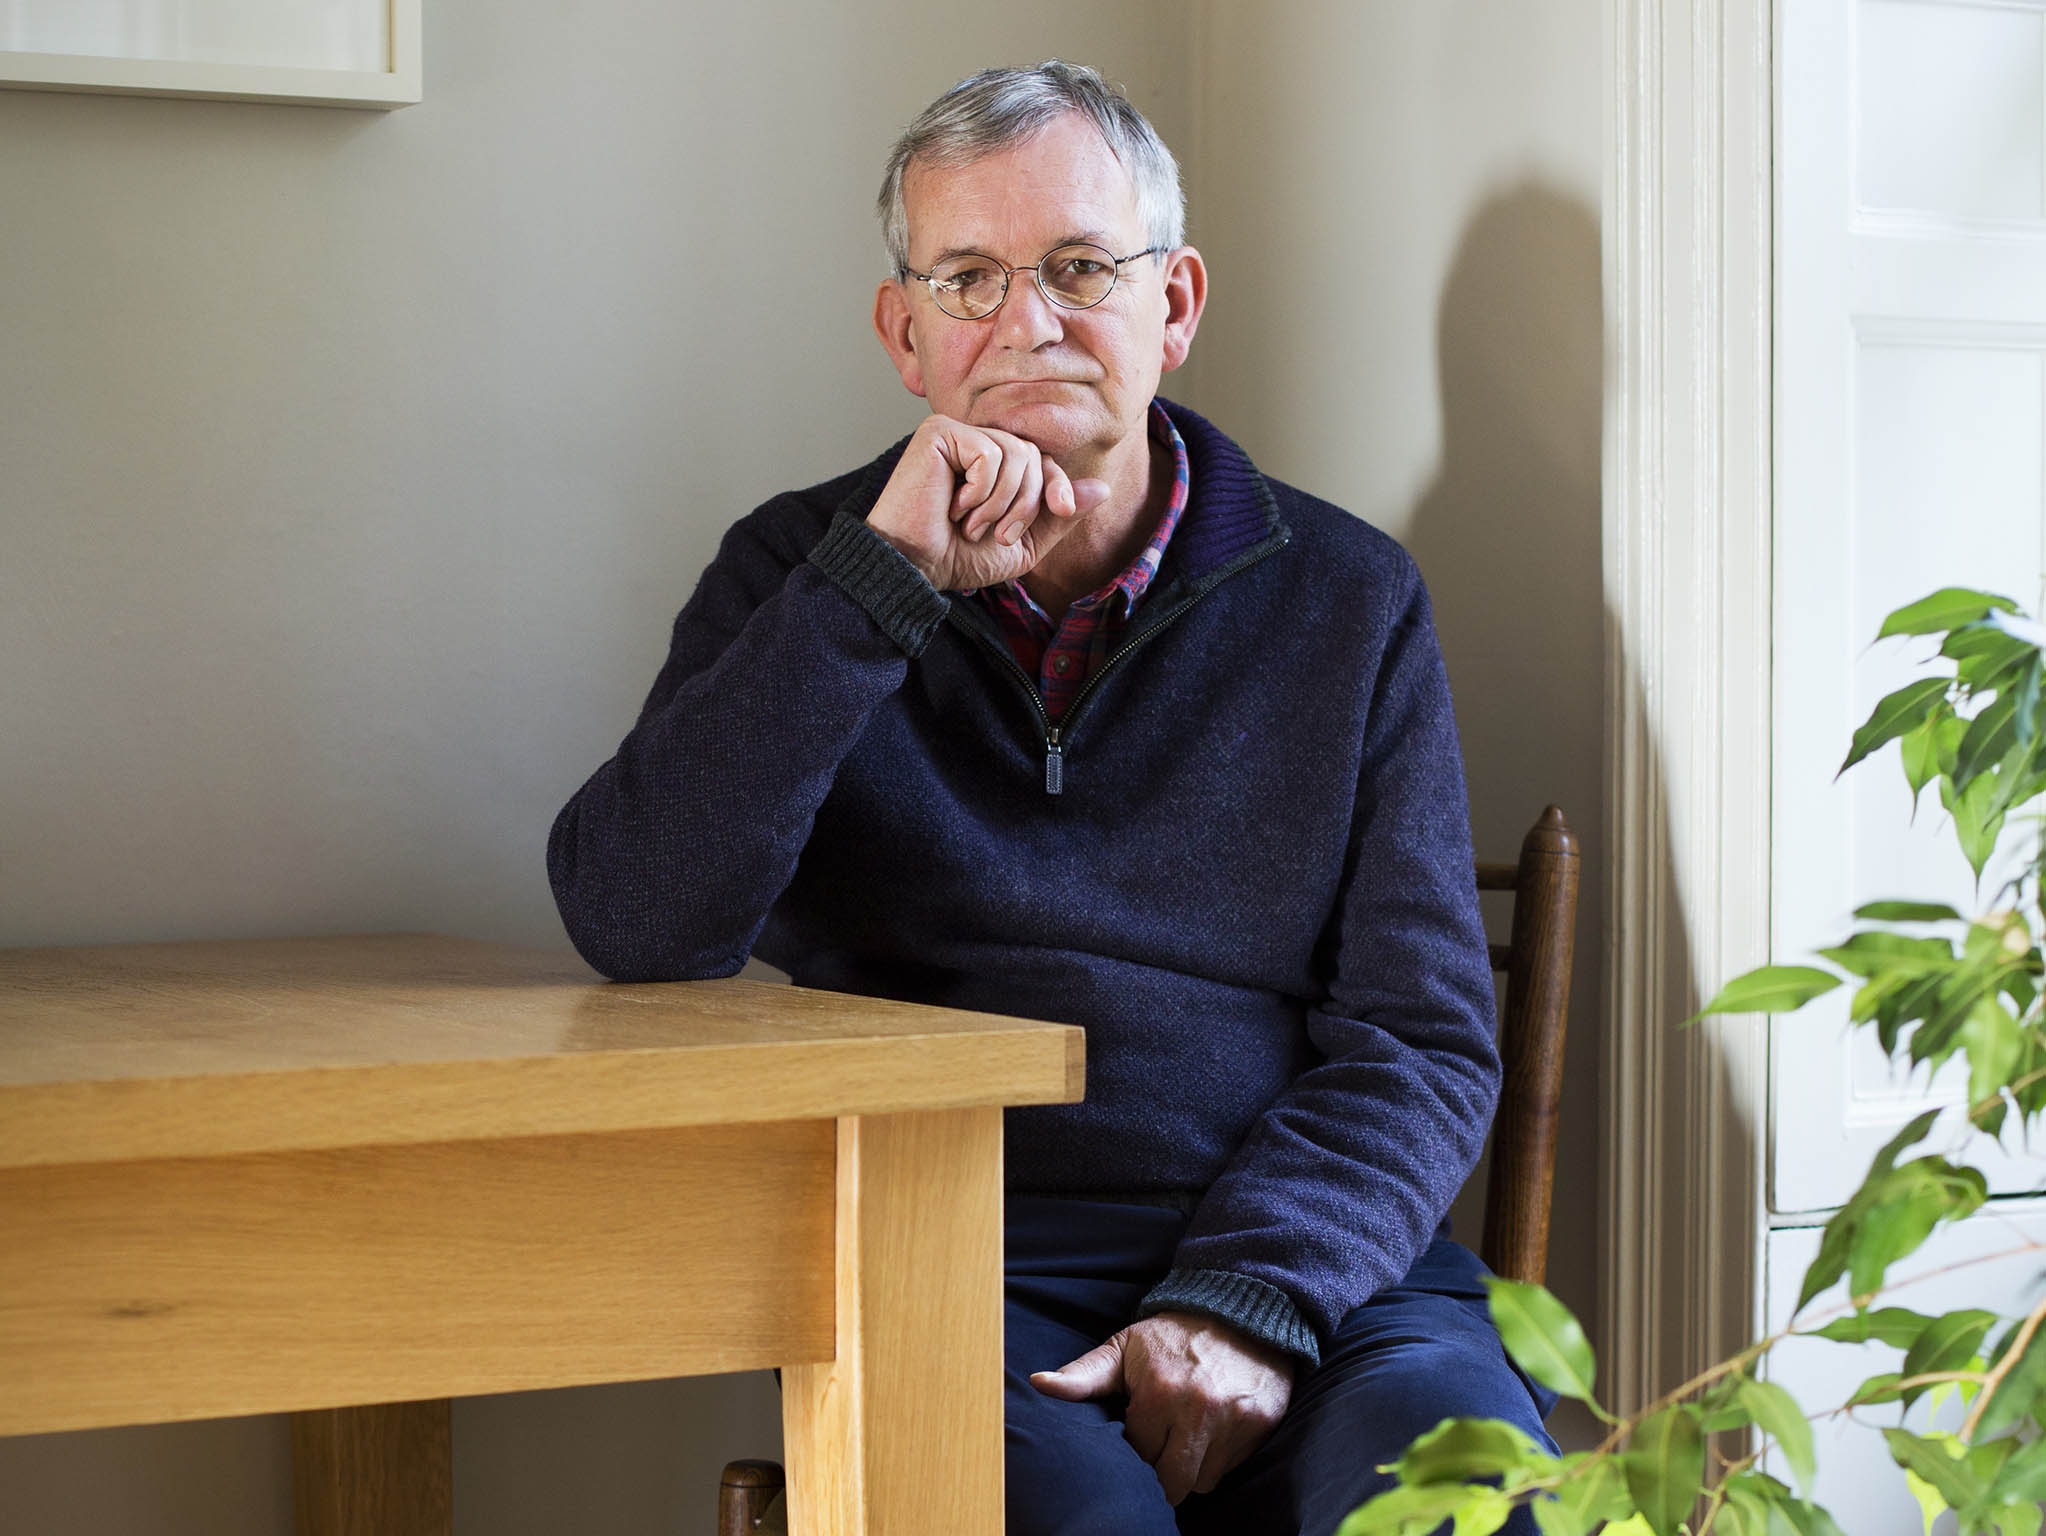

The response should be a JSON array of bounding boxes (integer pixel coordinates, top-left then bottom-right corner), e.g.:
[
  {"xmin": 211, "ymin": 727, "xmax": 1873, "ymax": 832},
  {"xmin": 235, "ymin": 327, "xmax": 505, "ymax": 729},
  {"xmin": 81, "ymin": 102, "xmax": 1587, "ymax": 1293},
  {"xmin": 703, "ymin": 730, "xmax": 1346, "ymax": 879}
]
[{"xmin": 0, "ymin": 934, "xmax": 1085, "ymax": 1536}]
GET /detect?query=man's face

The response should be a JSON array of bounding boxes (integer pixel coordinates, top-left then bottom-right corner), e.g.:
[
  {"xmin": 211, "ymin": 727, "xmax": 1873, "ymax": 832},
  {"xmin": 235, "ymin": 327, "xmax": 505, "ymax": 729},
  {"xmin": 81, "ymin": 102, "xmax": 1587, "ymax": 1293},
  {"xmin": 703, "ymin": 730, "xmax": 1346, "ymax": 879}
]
[{"xmin": 875, "ymin": 113, "xmax": 1200, "ymax": 467}]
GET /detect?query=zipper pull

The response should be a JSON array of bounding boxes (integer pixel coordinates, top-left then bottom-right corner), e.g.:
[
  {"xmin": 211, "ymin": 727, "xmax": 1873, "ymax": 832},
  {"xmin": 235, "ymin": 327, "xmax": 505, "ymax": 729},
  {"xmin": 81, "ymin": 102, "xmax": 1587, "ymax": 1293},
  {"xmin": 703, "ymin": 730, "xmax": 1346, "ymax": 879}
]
[{"xmin": 1044, "ymin": 729, "xmax": 1064, "ymax": 796}]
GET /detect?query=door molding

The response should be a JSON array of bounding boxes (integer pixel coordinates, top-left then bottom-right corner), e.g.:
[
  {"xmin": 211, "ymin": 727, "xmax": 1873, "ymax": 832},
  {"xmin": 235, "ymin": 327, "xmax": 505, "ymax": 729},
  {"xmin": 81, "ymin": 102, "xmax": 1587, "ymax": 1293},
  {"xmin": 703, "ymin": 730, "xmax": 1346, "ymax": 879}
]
[{"xmin": 1600, "ymin": 0, "xmax": 1775, "ymax": 1412}]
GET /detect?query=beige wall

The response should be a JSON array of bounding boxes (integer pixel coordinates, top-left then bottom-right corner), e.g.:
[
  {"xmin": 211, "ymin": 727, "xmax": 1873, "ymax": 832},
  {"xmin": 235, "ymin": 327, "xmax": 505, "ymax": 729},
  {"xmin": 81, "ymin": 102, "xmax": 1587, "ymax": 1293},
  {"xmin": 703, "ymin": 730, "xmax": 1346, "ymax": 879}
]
[{"xmin": 0, "ymin": 0, "xmax": 1602, "ymax": 1527}]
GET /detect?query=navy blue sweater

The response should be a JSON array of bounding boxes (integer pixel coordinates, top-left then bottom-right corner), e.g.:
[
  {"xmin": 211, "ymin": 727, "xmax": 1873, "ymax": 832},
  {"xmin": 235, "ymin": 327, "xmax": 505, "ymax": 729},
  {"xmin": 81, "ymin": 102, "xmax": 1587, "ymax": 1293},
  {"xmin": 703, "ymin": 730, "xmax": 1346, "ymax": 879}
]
[{"xmin": 547, "ymin": 399, "xmax": 1500, "ymax": 1366}]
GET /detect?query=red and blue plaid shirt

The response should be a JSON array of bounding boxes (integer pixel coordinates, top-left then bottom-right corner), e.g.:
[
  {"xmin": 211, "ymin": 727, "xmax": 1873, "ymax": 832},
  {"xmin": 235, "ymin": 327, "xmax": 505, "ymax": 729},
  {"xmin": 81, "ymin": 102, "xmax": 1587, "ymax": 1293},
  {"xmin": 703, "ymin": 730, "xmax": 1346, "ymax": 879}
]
[{"xmin": 968, "ymin": 401, "xmax": 1191, "ymax": 722}]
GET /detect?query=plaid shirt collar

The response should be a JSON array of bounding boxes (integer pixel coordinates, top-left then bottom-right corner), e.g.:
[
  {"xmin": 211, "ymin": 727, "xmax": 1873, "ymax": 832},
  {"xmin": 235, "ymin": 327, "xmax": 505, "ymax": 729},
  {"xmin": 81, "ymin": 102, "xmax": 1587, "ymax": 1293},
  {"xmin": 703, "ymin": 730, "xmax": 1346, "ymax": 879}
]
[{"xmin": 964, "ymin": 401, "xmax": 1191, "ymax": 722}]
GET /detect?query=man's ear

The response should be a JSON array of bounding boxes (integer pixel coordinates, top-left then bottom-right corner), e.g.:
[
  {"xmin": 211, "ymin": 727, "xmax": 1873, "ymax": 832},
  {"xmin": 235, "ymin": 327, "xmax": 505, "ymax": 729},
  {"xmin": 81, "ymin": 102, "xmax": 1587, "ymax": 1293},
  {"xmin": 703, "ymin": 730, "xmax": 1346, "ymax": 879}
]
[
  {"xmin": 1158, "ymin": 246, "xmax": 1208, "ymax": 374},
  {"xmin": 874, "ymin": 279, "xmax": 927, "ymax": 399}
]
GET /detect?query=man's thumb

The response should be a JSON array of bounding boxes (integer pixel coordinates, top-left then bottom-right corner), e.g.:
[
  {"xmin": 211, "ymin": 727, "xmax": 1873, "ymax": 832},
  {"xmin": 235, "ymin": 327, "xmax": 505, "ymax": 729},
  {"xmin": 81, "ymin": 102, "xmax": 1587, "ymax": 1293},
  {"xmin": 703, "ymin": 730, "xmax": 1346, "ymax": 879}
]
[
  {"xmin": 1028, "ymin": 1333, "xmax": 1126, "ymax": 1400},
  {"xmin": 1067, "ymin": 477, "xmax": 1112, "ymax": 517}
]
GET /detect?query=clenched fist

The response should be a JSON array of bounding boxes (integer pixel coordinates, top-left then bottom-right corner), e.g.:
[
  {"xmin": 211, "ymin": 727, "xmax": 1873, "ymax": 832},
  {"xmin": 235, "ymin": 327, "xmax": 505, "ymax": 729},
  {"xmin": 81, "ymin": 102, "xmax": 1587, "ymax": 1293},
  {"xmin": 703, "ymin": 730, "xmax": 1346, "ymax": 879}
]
[{"xmin": 867, "ymin": 415, "xmax": 1110, "ymax": 592}]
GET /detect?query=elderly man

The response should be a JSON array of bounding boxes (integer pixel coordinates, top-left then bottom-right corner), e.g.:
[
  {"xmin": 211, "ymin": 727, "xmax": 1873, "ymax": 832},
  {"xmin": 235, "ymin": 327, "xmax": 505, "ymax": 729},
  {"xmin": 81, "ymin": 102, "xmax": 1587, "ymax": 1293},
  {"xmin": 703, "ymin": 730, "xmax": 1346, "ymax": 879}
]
[{"xmin": 548, "ymin": 61, "xmax": 1554, "ymax": 1536}]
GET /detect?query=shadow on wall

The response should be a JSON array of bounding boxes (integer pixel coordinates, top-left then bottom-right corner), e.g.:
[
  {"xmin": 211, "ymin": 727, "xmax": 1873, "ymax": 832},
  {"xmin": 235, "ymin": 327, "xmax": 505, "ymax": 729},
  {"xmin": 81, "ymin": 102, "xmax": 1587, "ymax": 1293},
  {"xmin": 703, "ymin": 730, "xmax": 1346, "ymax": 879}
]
[{"xmin": 1403, "ymin": 181, "xmax": 1601, "ymax": 758}]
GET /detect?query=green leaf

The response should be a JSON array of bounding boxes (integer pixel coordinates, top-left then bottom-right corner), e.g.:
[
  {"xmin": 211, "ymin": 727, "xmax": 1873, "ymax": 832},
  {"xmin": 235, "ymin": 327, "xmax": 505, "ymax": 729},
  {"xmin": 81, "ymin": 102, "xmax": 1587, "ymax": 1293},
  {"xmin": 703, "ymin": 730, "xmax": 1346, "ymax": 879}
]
[
  {"xmin": 1877, "ymin": 588, "xmax": 2018, "ymax": 640},
  {"xmin": 1796, "ymin": 1109, "xmax": 1941, "ymax": 1309},
  {"xmin": 1845, "ymin": 1371, "xmax": 1904, "ymax": 1406},
  {"xmin": 1842, "ymin": 679, "xmax": 1954, "ymax": 776},
  {"xmin": 1911, "ymin": 967, "xmax": 2004, "ymax": 1066},
  {"xmin": 1543, "ymin": 1452, "xmax": 1634, "ymax": 1529},
  {"xmin": 1530, "ymin": 1503, "xmax": 1585, "ymax": 1536},
  {"xmin": 1980, "ymin": 1503, "xmax": 2046, "ymax": 1536},
  {"xmin": 1695, "ymin": 1372, "xmax": 1755, "ymax": 1432},
  {"xmin": 1717, "ymin": 1485, "xmax": 1772, "ymax": 1536},
  {"xmin": 1874, "ymin": 972, "xmax": 1946, "ymax": 1056},
  {"xmin": 1853, "ymin": 900, "xmax": 1964, "ymax": 923},
  {"xmin": 1772, "ymin": 1496, "xmax": 1850, "ymax": 1536},
  {"xmin": 1900, "ymin": 713, "xmax": 1946, "ymax": 812},
  {"xmin": 1623, "ymin": 1406, "xmax": 1704, "ymax": 1536},
  {"xmin": 1485, "ymin": 1278, "xmax": 1598, "ymax": 1403},
  {"xmin": 1847, "ymin": 1158, "xmax": 1988, "ymax": 1296},
  {"xmin": 1600, "ymin": 1518, "xmax": 1656, "ymax": 1536},
  {"xmin": 1816, "ymin": 931, "xmax": 1955, "ymax": 979},
  {"xmin": 1449, "ymin": 1489, "xmax": 1513, "ymax": 1536},
  {"xmin": 1982, "ymin": 733, "xmax": 2046, "ymax": 823},
  {"xmin": 1883, "ymin": 1428, "xmax": 1983, "ymax": 1509},
  {"xmin": 1958, "ymin": 999, "xmax": 2023, "ymax": 1118},
  {"xmin": 1736, "ymin": 1378, "xmax": 1815, "ymax": 1496},
  {"xmin": 1334, "ymin": 1480, "xmax": 1480, "ymax": 1536},
  {"xmin": 2013, "ymin": 653, "xmax": 2044, "ymax": 748},
  {"xmin": 1693, "ymin": 966, "xmax": 1841, "ymax": 1021},
  {"xmin": 1394, "ymin": 1417, "xmax": 1549, "ymax": 1486},
  {"xmin": 1941, "ymin": 770, "xmax": 2008, "ymax": 881},
  {"xmin": 1805, "ymin": 1307, "xmax": 1937, "ymax": 1347},
  {"xmin": 1953, "ymin": 693, "xmax": 2020, "ymax": 788},
  {"xmin": 1987, "ymin": 1432, "xmax": 2046, "ymax": 1505},
  {"xmin": 1901, "ymin": 1466, "xmax": 1946, "ymax": 1536},
  {"xmin": 1898, "ymin": 1308, "xmax": 1995, "ymax": 1405}
]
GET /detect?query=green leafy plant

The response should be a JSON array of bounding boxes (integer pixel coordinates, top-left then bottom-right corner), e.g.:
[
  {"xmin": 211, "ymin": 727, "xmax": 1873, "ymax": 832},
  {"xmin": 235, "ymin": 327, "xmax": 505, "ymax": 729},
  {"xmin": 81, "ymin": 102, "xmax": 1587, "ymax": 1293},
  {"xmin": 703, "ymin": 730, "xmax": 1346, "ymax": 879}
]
[{"xmin": 1340, "ymin": 588, "xmax": 2046, "ymax": 1536}]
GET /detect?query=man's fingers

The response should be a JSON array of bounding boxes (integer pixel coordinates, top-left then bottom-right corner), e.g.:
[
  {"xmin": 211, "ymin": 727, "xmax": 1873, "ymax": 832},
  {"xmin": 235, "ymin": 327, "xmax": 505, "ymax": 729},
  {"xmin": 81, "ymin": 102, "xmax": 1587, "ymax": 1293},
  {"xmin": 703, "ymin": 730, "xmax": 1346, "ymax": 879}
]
[
  {"xmin": 973, "ymin": 438, "xmax": 1032, "ymax": 539},
  {"xmin": 1027, "ymin": 1334, "xmax": 1126, "ymax": 1400},
  {"xmin": 1152, "ymin": 1420, "xmax": 1209, "ymax": 1507},
  {"xmin": 999, "ymin": 449, "xmax": 1046, "ymax": 546},
  {"xmin": 1119, "ymin": 1395, "xmax": 1168, "ymax": 1467},
  {"xmin": 947, "ymin": 431, "xmax": 1000, "ymax": 521},
  {"xmin": 1190, "ymin": 1422, "xmax": 1246, "ymax": 1497}
]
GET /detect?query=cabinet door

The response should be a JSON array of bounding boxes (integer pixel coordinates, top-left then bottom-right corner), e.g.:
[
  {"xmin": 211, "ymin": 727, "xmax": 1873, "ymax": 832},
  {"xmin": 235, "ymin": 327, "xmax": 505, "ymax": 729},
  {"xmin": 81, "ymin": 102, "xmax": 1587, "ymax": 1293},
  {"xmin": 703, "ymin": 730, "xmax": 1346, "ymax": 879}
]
[
  {"xmin": 1764, "ymin": 1206, "xmax": 2046, "ymax": 1532},
  {"xmin": 1774, "ymin": 0, "xmax": 2046, "ymax": 1214}
]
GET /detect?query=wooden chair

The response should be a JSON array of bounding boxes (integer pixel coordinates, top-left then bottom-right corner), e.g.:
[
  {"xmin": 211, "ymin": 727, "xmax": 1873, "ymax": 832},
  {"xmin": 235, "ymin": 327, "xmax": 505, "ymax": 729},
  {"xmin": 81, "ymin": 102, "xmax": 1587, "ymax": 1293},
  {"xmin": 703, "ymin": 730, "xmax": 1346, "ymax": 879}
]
[
  {"xmin": 716, "ymin": 806, "xmax": 1579, "ymax": 1533},
  {"xmin": 1474, "ymin": 804, "xmax": 1581, "ymax": 1287}
]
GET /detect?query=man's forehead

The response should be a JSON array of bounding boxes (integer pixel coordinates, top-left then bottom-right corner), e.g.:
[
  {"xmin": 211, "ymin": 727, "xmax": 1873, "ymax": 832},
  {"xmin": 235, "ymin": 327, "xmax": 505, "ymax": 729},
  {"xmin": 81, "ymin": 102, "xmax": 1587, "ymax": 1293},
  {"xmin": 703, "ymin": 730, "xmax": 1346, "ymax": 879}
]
[{"xmin": 901, "ymin": 116, "xmax": 1142, "ymax": 257}]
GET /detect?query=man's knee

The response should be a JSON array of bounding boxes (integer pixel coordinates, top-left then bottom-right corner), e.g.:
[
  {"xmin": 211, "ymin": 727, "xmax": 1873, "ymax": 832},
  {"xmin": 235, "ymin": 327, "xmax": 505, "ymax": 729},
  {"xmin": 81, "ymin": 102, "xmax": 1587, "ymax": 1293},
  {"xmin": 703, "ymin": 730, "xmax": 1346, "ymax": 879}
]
[{"xmin": 1273, "ymin": 1314, "xmax": 1556, "ymax": 1536}]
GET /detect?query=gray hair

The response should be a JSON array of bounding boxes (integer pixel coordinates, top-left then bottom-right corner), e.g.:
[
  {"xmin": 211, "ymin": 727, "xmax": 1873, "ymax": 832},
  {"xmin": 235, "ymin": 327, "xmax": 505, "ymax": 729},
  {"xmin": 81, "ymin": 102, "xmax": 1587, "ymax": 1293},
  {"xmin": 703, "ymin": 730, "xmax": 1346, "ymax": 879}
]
[{"xmin": 877, "ymin": 61, "xmax": 1185, "ymax": 275}]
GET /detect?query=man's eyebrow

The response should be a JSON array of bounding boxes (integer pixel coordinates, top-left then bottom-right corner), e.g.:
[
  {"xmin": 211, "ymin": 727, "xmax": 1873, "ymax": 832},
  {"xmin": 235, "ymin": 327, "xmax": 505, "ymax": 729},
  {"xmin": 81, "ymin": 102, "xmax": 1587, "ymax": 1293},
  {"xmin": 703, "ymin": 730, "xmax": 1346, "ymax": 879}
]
[{"xmin": 920, "ymin": 231, "xmax": 1121, "ymax": 268}]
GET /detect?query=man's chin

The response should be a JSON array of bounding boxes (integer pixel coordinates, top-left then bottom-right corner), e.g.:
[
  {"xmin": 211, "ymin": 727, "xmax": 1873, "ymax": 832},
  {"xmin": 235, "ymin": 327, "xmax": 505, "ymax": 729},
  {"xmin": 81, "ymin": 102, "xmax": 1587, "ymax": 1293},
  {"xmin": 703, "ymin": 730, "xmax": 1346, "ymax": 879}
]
[{"xmin": 967, "ymin": 396, "xmax": 1097, "ymax": 454}]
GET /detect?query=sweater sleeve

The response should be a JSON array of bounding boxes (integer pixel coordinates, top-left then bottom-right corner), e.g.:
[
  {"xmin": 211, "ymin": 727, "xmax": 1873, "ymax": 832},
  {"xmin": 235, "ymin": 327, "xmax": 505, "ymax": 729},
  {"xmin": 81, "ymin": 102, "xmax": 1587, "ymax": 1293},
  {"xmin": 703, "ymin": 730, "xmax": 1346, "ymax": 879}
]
[
  {"xmin": 1135, "ymin": 556, "xmax": 1501, "ymax": 1367},
  {"xmin": 546, "ymin": 493, "xmax": 948, "ymax": 982}
]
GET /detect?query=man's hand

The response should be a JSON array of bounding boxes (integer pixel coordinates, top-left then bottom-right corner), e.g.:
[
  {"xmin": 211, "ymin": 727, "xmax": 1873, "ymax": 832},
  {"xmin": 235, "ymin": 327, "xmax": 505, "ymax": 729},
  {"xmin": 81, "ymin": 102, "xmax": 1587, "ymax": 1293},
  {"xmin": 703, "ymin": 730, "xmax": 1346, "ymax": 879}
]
[
  {"xmin": 866, "ymin": 415, "xmax": 1109, "ymax": 591},
  {"xmin": 1029, "ymin": 1310, "xmax": 1297, "ymax": 1505}
]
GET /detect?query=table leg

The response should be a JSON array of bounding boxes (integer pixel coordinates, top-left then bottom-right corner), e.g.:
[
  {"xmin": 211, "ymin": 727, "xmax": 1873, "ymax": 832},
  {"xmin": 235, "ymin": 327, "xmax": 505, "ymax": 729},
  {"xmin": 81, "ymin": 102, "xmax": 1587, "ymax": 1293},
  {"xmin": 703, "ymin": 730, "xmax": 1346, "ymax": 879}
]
[
  {"xmin": 782, "ymin": 1107, "xmax": 1003, "ymax": 1536},
  {"xmin": 290, "ymin": 1399, "xmax": 451, "ymax": 1536}
]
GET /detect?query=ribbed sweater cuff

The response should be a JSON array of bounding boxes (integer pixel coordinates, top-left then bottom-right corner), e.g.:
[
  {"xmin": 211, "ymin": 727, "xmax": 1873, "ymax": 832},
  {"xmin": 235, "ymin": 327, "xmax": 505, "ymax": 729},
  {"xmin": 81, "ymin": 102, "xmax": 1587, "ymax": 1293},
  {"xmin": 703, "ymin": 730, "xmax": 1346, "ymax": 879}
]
[
  {"xmin": 1137, "ymin": 1267, "xmax": 1321, "ymax": 1368},
  {"xmin": 807, "ymin": 508, "xmax": 949, "ymax": 658}
]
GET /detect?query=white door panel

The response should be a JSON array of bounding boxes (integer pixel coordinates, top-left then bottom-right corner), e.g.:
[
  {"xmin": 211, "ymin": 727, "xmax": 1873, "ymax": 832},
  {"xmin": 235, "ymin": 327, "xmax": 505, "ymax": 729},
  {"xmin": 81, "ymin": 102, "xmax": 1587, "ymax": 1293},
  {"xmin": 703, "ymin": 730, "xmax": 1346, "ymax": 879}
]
[{"xmin": 1774, "ymin": 0, "xmax": 2046, "ymax": 1213}]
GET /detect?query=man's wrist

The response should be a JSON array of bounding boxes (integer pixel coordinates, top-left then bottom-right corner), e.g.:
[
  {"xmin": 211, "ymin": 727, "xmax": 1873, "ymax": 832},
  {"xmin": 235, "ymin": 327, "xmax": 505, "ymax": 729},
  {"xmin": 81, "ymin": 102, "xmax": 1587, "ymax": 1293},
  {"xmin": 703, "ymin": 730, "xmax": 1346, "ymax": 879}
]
[
  {"xmin": 1137, "ymin": 1267, "xmax": 1321, "ymax": 1369},
  {"xmin": 807, "ymin": 508, "xmax": 950, "ymax": 657}
]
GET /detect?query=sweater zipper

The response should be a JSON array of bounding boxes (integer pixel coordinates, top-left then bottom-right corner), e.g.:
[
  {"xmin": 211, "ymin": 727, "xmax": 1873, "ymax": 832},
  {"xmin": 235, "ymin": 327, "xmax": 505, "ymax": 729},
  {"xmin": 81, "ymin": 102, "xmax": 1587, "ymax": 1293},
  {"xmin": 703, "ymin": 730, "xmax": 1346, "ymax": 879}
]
[{"xmin": 957, "ymin": 538, "xmax": 1283, "ymax": 795}]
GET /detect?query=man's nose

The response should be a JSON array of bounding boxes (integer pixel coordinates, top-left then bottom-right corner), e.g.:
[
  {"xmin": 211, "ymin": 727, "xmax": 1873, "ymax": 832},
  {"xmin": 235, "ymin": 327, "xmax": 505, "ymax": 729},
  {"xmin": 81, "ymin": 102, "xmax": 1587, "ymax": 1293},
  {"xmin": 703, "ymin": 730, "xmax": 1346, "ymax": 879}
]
[{"xmin": 993, "ymin": 272, "xmax": 1065, "ymax": 350}]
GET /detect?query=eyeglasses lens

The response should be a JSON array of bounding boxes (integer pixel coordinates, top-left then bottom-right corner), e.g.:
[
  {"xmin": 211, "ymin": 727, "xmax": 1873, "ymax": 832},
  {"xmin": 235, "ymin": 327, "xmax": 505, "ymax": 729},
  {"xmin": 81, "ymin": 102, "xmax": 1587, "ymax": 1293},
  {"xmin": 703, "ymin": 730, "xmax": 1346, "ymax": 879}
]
[
  {"xmin": 1038, "ymin": 245, "xmax": 1117, "ymax": 309},
  {"xmin": 929, "ymin": 258, "xmax": 1007, "ymax": 319}
]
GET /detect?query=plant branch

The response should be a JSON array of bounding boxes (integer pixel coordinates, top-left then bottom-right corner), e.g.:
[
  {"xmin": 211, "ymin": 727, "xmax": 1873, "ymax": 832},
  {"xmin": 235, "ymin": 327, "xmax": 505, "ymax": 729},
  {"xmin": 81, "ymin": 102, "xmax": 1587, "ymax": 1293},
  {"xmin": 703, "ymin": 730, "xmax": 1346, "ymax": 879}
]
[{"xmin": 1961, "ymin": 1287, "xmax": 2046, "ymax": 1440}]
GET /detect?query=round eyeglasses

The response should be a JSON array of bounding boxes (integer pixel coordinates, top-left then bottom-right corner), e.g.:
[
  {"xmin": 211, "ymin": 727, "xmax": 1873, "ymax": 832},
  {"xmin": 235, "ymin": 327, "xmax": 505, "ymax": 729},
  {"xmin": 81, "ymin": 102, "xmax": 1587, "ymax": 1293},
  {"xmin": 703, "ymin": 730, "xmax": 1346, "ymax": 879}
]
[{"xmin": 902, "ymin": 242, "xmax": 1161, "ymax": 320}]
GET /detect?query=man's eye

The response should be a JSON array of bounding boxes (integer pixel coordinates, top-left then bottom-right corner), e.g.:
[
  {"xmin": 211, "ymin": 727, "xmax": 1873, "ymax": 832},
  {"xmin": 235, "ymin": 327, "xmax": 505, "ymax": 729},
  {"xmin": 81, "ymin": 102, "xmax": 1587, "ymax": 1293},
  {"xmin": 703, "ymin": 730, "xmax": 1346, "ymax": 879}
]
[
  {"xmin": 938, "ymin": 265, "xmax": 996, "ymax": 290},
  {"xmin": 1052, "ymin": 258, "xmax": 1108, "ymax": 279}
]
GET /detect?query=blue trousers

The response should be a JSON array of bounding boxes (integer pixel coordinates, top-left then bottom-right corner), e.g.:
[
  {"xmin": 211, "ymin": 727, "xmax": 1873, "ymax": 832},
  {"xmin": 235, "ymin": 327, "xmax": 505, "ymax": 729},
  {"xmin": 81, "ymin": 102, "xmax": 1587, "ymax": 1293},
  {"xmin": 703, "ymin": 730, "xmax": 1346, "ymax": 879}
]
[{"xmin": 1002, "ymin": 1196, "xmax": 1558, "ymax": 1536}]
